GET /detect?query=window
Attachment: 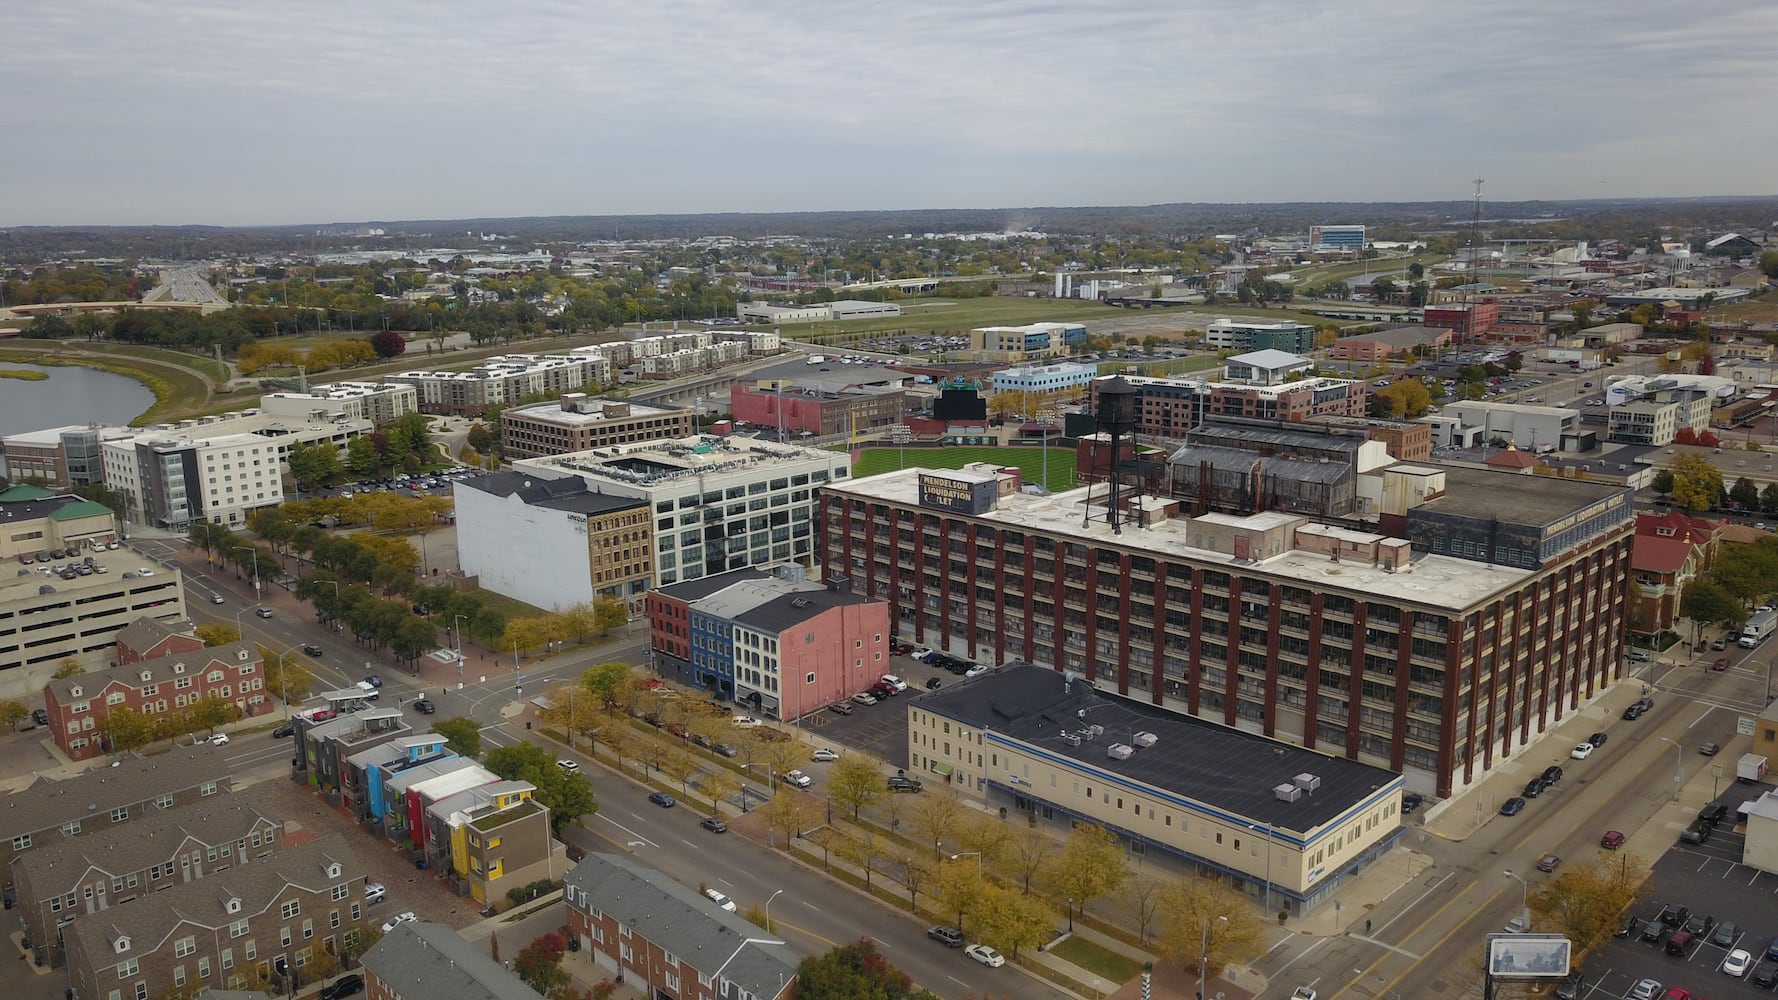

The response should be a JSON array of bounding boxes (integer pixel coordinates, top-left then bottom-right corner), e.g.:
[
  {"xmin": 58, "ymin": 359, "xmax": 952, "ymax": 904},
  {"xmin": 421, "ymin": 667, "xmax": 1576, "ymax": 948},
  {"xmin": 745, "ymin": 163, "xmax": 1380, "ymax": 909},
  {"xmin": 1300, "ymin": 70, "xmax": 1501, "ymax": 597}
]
[
  {"xmin": 198, "ymin": 957, "xmax": 211, "ymax": 978},
  {"xmin": 174, "ymin": 936, "xmax": 196, "ymax": 958},
  {"xmin": 110, "ymin": 807, "xmax": 128, "ymax": 822},
  {"xmin": 331, "ymin": 884, "xmax": 348, "ymax": 901},
  {"xmin": 281, "ymin": 900, "xmax": 300, "ymax": 919},
  {"xmin": 11, "ymin": 834, "xmax": 29, "ymax": 850},
  {"xmin": 229, "ymin": 919, "xmax": 248, "ymax": 939},
  {"xmin": 201, "ymin": 782, "xmax": 218, "ymax": 797},
  {"xmin": 280, "ymin": 927, "xmax": 291, "ymax": 948},
  {"xmin": 117, "ymin": 959, "xmax": 139, "ymax": 978},
  {"xmin": 302, "ymin": 918, "xmax": 313, "ymax": 940}
]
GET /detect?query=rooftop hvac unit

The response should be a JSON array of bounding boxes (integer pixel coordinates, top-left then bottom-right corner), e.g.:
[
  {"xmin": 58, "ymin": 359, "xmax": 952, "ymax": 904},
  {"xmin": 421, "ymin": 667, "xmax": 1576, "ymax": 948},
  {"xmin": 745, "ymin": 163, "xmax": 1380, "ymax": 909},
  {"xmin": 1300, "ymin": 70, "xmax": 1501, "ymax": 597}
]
[
  {"xmin": 1294, "ymin": 773, "xmax": 1322, "ymax": 793},
  {"xmin": 1060, "ymin": 733, "xmax": 1082, "ymax": 747},
  {"xmin": 1107, "ymin": 743, "xmax": 1134, "ymax": 760},
  {"xmin": 1274, "ymin": 783, "xmax": 1303, "ymax": 803},
  {"xmin": 1132, "ymin": 731, "xmax": 1158, "ymax": 748},
  {"xmin": 1086, "ymin": 724, "xmax": 1105, "ymax": 737},
  {"xmin": 1077, "ymin": 728, "xmax": 1098, "ymax": 742}
]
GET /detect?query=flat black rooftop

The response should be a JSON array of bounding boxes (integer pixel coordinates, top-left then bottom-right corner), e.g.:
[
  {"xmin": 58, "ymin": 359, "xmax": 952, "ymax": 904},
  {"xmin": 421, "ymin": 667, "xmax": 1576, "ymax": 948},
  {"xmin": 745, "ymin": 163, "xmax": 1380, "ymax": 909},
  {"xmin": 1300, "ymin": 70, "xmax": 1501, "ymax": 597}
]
[
  {"xmin": 1416, "ymin": 464, "xmax": 1628, "ymax": 524},
  {"xmin": 462, "ymin": 470, "xmax": 646, "ymax": 516},
  {"xmin": 916, "ymin": 663, "xmax": 1399, "ymax": 833},
  {"xmin": 655, "ymin": 566, "xmax": 776, "ymax": 603}
]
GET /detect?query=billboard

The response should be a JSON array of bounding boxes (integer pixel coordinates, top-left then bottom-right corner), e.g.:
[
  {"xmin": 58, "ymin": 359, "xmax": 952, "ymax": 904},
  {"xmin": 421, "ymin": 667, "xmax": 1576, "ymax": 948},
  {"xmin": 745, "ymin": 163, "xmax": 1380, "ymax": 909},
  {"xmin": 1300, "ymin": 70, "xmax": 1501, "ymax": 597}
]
[
  {"xmin": 1486, "ymin": 935, "xmax": 1570, "ymax": 979},
  {"xmin": 918, "ymin": 472, "xmax": 997, "ymax": 515}
]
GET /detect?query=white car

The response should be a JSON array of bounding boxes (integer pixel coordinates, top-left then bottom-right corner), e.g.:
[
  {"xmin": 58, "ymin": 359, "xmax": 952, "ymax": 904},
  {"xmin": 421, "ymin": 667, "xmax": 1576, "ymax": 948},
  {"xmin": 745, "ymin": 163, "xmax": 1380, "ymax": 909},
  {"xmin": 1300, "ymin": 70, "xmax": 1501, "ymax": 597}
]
[
  {"xmin": 703, "ymin": 888, "xmax": 737, "ymax": 912},
  {"xmin": 910, "ymin": 647, "xmax": 934, "ymax": 661},
  {"xmin": 965, "ymin": 944, "xmax": 1005, "ymax": 968},
  {"xmin": 780, "ymin": 769, "xmax": 813, "ymax": 788},
  {"xmin": 555, "ymin": 759, "xmax": 580, "ymax": 772},
  {"xmin": 879, "ymin": 675, "xmax": 908, "ymax": 693},
  {"xmin": 380, "ymin": 911, "xmax": 418, "ymax": 933},
  {"xmin": 1569, "ymin": 742, "xmax": 1594, "ymax": 760},
  {"xmin": 208, "ymin": 733, "xmax": 230, "ymax": 746},
  {"xmin": 136, "ymin": 567, "xmax": 155, "ymax": 576},
  {"xmin": 964, "ymin": 664, "xmax": 990, "ymax": 678},
  {"xmin": 811, "ymin": 747, "xmax": 841, "ymax": 762},
  {"xmin": 210, "ymin": 595, "xmax": 225, "ymax": 605},
  {"xmin": 731, "ymin": 715, "xmax": 763, "ymax": 728},
  {"xmin": 364, "ymin": 882, "xmax": 387, "ymax": 905},
  {"xmin": 1724, "ymin": 948, "xmax": 1753, "ymax": 976}
]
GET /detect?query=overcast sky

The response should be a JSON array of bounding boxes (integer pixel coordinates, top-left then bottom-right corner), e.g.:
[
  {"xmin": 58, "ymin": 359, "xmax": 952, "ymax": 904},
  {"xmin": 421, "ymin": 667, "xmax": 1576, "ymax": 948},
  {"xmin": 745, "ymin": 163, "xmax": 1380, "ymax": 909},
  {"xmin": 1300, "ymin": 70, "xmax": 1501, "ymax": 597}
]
[{"xmin": 4, "ymin": 1, "xmax": 1774, "ymax": 228}]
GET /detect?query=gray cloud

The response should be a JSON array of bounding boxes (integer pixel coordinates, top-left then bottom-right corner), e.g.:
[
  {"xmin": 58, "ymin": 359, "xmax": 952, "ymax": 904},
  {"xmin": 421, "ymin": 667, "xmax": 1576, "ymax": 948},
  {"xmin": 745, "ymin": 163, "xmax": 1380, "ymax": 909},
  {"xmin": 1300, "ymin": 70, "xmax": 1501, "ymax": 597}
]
[{"xmin": 2, "ymin": 0, "xmax": 1773, "ymax": 226}]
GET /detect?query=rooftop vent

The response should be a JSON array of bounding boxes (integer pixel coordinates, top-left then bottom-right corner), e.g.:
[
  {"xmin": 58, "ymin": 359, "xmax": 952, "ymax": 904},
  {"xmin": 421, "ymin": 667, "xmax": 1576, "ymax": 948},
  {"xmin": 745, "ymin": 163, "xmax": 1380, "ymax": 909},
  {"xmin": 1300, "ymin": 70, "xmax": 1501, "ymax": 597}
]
[
  {"xmin": 1274, "ymin": 783, "xmax": 1303, "ymax": 803},
  {"xmin": 1294, "ymin": 773, "xmax": 1322, "ymax": 794},
  {"xmin": 1060, "ymin": 732, "xmax": 1082, "ymax": 747},
  {"xmin": 1132, "ymin": 731, "xmax": 1158, "ymax": 749},
  {"xmin": 1107, "ymin": 743, "xmax": 1134, "ymax": 760}
]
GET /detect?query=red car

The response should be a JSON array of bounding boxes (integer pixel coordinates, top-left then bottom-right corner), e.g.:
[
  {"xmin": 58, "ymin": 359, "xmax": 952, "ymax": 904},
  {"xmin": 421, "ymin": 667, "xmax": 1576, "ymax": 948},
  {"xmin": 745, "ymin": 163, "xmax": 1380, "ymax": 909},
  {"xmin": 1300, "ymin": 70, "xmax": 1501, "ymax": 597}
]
[
  {"xmin": 1711, "ymin": 657, "xmax": 1730, "ymax": 671},
  {"xmin": 1601, "ymin": 830, "xmax": 1625, "ymax": 850}
]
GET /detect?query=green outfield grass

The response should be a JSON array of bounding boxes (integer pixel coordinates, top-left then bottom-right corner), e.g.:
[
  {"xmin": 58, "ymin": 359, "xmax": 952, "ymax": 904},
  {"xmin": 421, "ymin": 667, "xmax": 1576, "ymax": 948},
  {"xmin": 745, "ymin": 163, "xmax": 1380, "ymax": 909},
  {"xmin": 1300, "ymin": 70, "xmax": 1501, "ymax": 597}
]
[
  {"xmin": 1096, "ymin": 354, "xmax": 1221, "ymax": 376},
  {"xmin": 852, "ymin": 444, "xmax": 1076, "ymax": 493}
]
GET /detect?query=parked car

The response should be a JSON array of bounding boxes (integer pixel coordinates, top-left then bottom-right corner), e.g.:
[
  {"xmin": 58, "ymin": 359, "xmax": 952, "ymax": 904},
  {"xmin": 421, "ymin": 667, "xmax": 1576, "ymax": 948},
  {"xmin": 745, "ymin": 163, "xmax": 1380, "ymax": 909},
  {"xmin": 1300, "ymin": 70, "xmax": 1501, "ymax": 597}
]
[
  {"xmin": 1600, "ymin": 830, "xmax": 1626, "ymax": 850},
  {"xmin": 1699, "ymin": 742, "xmax": 1721, "ymax": 756},
  {"xmin": 1615, "ymin": 915, "xmax": 1641, "ymax": 939},
  {"xmin": 712, "ymin": 743, "xmax": 738, "ymax": 758},
  {"xmin": 379, "ymin": 911, "xmax": 418, "ymax": 934},
  {"xmin": 780, "ymin": 769, "xmax": 813, "ymax": 788},
  {"xmin": 811, "ymin": 747, "xmax": 841, "ymax": 762},
  {"xmin": 1499, "ymin": 797, "xmax": 1526, "ymax": 816},
  {"xmin": 879, "ymin": 675, "xmax": 908, "ymax": 693},
  {"xmin": 1401, "ymin": 792, "xmax": 1423, "ymax": 814},
  {"xmin": 1536, "ymin": 854, "xmax": 1560, "ymax": 872},
  {"xmin": 965, "ymin": 944, "xmax": 1005, "ymax": 968},
  {"xmin": 1723, "ymin": 947, "xmax": 1754, "ymax": 976},
  {"xmin": 272, "ymin": 723, "xmax": 296, "ymax": 738},
  {"xmin": 1754, "ymin": 960, "xmax": 1778, "ymax": 988},
  {"xmin": 1541, "ymin": 765, "xmax": 1563, "ymax": 784},
  {"xmin": 648, "ymin": 792, "xmax": 676, "ymax": 808},
  {"xmin": 703, "ymin": 888, "xmax": 737, "ymax": 912},
  {"xmin": 924, "ymin": 677, "xmax": 944, "ymax": 690},
  {"xmin": 1571, "ymin": 743, "xmax": 1595, "ymax": 760},
  {"xmin": 1658, "ymin": 905, "xmax": 1690, "ymax": 928},
  {"xmin": 1552, "ymin": 971, "xmax": 1585, "ymax": 1000},
  {"xmin": 319, "ymin": 974, "xmax": 365, "ymax": 1000},
  {"xmin": 1698, "ymin": 803, "xmax": 1729, "ymax": 826},
  {"xmin": 927, "ymin": 925, "xmax": 965, "ymax": 948},
  {"xmin": 827, "ymin": 701, "xmax": 855, "ymax": 716},
  {"xmin": 1709, "ymin": 920, "xmax": 1739, "ymax": 947},
  {"xmin": 887, "ymin": 775, "xmax": 923, "ymax": 793},
  {"xmin": 208, "ymin": 733, "xmax": 230, "ymax": 746},
  {"xmin": 1522, "ymin": 778, "xmax": 1548, "ymax": 798},
  {"xmin": 910, "ymin": 647, "xmax": 934, "ymax": 661},
  {"xmin": 852, "ymin": 692, "xmax": 879, "ymax": 706},
  {"xmin": 1588, "ymin": 732, "xmax": 1608, "ymax": 747},
  {"xmin": 555, "ymin": 759, "xmax": 580, "ymax": 772},
  {"xmin": 363, "ymin": 883, "xmax": 386, "ymax": 905},
  {"xmin": 31, "ymin": 708, "xmax": 48, "ymax": 726}
]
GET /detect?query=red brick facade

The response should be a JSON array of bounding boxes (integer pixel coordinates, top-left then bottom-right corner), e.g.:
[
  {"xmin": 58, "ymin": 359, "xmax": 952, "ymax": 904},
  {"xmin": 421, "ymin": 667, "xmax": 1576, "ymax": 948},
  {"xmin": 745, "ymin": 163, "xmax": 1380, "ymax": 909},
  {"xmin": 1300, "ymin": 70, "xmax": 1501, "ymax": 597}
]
[{"xmin": 44, "ymin": 642, "xmax": 272, "ymax": 761}]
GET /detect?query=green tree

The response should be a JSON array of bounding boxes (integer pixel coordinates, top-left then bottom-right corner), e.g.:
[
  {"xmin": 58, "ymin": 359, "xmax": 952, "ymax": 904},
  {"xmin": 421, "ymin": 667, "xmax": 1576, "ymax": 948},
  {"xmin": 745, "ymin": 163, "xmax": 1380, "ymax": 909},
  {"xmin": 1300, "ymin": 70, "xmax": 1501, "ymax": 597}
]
[
  {"xmin": 932, "ymin": 861, "xmax": 986, "ymax": 934},
  {"xmin": 98, "ymin": 705, "xmax": 157, "ymax": 754},
  {"xmin": 1668, "ymin": 452, "xmax": 1723, "ymax": 513},
  {"xmin": 345, "ymin": 436, "xmax": 382, "ymax": 478},
  {"xmin": 433, "ymin": 716, "xmax": 483, "ymax": 758},
  {"xmin": 793, "ymin": 940, "xmax": 941, "ymax": 1000},
  {"xmin": 52, "ymin": 657, "xmax": 85, "ymax": 679},
  {"xmin": 286, "ymin": 441, "xmax": 341, "ymax": 492},
  {"xmin": 580, "ymin": 661, "xmax": 634, "ymax": 712},
  {"xmin": 1762, "ymin": 483, "xmax": 1778, "ymax": 515},
  {"xmin": 971, "ymin": 881, "xmax": 1054, "ymax": 958},
  {"xmin": 466, "ymin": 422, "xmax": 495, "ymax": 454},
  {"xmin": 1650, "ymin": 469, "xmax": 1675, "ymax": 497},
  {"xmin": 592, "ymin": 596, "xmax": 629, "ymax": 634},
  {"xmin": 0, "ymin": 699, "xmax": 28, "ymax": 732},
  {"xmin": 1682, "ymin": 580, "xmax": 1745, "ymax": 646},
  {"xmin": 827, "ymin": 754, "xmax": 887, "ymax": 821},
  {"xmin": 1732, "ymin": 476, "xmax": 1760, "ymax": 511},
  {"xmin": 1044, "ymin": 823, "xmax": 1131, "ymax": 928},
  {"xmin": 485, "ymin": 741, "xmax": 598, "ymax": 834},
  {"xmin": 1760, "ymin": 250, "xmax": 1778, "ymax": 280}
]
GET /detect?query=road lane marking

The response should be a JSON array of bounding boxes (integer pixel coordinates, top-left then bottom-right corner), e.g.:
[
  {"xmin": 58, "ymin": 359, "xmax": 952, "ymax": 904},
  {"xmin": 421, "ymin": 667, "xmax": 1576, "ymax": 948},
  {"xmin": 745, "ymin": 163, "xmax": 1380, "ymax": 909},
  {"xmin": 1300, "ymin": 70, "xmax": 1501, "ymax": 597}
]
[
  {"xmin": 597, "ymin": 814, "xmax": 658, "ymax": 849},
  {"xmin": 801, "ymin": 900, "xmax": 820, "ymax": 911},
  {"xmin": 947, "ymin": 977, "xmax": 970, "ymax": 988},
  {"xmin": 1689, "ymin": 706, "xmax": 1717, "ymax": 728}
]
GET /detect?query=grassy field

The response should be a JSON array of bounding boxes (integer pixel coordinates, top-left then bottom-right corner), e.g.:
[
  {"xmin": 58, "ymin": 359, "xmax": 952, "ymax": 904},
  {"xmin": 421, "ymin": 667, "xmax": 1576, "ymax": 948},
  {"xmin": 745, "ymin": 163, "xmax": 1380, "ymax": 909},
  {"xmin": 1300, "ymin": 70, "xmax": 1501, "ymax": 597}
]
[
  {"xmin": 1049, "ymin": 935, "xmax": 1145, "ymax": 983},
  {"xmin": 852, "ymin": 445, "xmax": 1076, "ymax": 493},
  {"xmin": 1096, "ymin": 355, "xmax": 1220, "ymax": 376},
  {"xmin": 1713, "ymin": 296, "xmax": 1778, "ymax": 326}
]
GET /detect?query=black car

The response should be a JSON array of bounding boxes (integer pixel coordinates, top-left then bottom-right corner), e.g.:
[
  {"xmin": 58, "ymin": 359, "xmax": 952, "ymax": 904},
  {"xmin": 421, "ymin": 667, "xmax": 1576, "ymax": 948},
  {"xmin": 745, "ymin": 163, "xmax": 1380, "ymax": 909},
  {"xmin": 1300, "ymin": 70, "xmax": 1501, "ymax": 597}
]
[
  {"xmin": 301, "ymin": 644, "xmax": 323, "ymax": 657},
  {"xmin": 272, "ymin": 723, "xmax": 296, "ymax": 738},
  {"xmin": 1552, "ymin": 971, "xmax": 1584, "ymax": 1000},
  {"xmin": 1709, "ymin": 920, "xmax": 1738, "ymax": 947},
  {"xmin": 31, "ymin": 708, "xmax": 48, "ymax": 726},
  {"xmin": 924, "ymin": 677, "xmax": 943, "ymax": 690},
  {"xmin": 648, "ymin": 792, "xmax": 675, "ymax": 808},
  {"xmin": 412, "ymin": 699, "xmax": 436, "ymax": 715},
  {"xmin": 1657, "ymin": 904, "xmax": 1689, "ymax": 928},
  {"xmin": 1680, "ymin": 820, "xmax": 1712, "ymax": 844},
  {"xmin": 1541, "ymin": 765, "xmax": 1563, "ymax": 784},
  {"xmin": 1698, "ymin": 803, "xmax": 1729, "ymax": 826},
  {"xmin": 1622, "ymin": 703, "xmax": 1645, "ymax": 721},
  {"xmin": 1756, "ymin": 960, "xmax": 1778, "ymax": 989},
  {"xmin": 1522, "ymin": 778, "xmax": 1548, "ymax": 798},
  {"xmin": 1682, "ymin": 913, "xmax": 1714, "ymax": 937},
  {"xmin": 1641, "ymin": 919, "xmax": 1667, "ymax": 943},
  {"xmin": 887, "ymin": 775, "xmax": 924, "ymax": 793},
  {"xmin": 1401, "ymin": 792, "xmax": 1424, "ymax": 814},
  {"xmin": 319, "ymin": 975, "xmax": 364, "ymax": 1000},
  {"xmin": 699, "ymin": 817, "xmax": 728, "ymax": 834},
  {"xmin": 1499, "ymin": 796, "xmax": 1526, "ymax": 816},
  {"xmin": 1615, "ymin": 915, "xmax": 1640, "ymax": 939}
]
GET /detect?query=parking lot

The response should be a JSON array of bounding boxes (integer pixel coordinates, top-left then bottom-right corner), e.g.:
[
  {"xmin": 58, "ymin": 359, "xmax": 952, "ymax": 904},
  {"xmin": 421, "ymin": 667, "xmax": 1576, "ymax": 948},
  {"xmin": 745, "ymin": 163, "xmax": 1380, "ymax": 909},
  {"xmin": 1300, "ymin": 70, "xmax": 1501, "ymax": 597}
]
[
  {"xmin": 797, "ymin": 647, "xmax": 991, "ymax": 771},
  {"xmin": 1574, "ymin": 779, "xmax": 1778, "ymax": 998}
]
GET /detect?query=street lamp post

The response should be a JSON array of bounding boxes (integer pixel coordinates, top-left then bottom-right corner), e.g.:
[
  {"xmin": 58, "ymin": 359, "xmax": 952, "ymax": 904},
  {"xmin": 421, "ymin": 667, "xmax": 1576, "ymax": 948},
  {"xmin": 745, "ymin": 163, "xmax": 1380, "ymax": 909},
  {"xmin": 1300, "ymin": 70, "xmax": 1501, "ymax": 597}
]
[
  {"xmin": 1657, "ymin": 736, "xmax": 1684, "ymax": 801},
  {"xmin": 1198, "ymin": 914, "xmax": 1227, "ymax": 1000},
  {"xmin": 236, "ymin": 546, "xmax": 261, "ymax": 600},
  {"xmin": 453, "ymin": 613, "xmax": 468, "ymax": 672},
  {"xmin": 1502, "ymin": 870, "xmax": 1529, "ymax": 926},
  {"xmin": 273, "ymin": 645, "xmax": 303, "ymax": 720},
  {"xmin": 949, "ymin": 851, "xmax": 983, "ymax": 877},
  {"xmin": 763, "ymin": 889, "xmax": 784, "ymax": 934}
]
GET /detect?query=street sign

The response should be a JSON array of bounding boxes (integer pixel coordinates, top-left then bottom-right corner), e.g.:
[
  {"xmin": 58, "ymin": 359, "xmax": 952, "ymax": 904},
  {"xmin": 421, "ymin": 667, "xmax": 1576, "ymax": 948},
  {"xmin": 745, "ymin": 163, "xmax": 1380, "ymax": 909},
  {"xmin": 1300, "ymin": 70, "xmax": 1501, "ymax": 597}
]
[{"xmin": 1738, "ymin": 715, "xmax": 1756, "ymax": 736}]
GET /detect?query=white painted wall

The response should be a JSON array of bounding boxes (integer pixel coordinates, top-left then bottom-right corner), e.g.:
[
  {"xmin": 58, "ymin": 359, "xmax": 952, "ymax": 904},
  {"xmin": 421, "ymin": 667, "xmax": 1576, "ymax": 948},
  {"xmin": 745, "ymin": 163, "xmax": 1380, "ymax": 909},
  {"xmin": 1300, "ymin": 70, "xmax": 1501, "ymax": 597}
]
[{"xmin": 454, "ymin": 484, "xmax": 591, "ymax": 612}]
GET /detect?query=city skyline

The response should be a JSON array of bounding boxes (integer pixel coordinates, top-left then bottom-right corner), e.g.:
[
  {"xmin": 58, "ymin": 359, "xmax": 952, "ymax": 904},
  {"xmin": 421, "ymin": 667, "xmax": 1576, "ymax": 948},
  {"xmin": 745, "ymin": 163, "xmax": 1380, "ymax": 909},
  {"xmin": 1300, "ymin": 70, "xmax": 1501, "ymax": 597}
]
[{"xmin": 3, "ymin": 0, "xmax": 1776, "ymax": 228}]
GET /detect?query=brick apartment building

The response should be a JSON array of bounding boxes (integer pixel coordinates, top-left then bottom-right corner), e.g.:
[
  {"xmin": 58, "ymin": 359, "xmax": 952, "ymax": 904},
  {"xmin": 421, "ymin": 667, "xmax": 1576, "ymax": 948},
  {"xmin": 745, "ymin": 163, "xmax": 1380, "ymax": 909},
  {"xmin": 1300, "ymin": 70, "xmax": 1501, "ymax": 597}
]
[
  {"xmin": 0, "ymin": 747, "xmax": 235, "ymax": 881},
  {"xmin": 499, "ymin": 395, "xmax": 694, "ymax": 460},
  {"xmin": 728, "ymin": 383, "xmax": 908, "ymax": 436},
  {"xmin": 565, "ymin": 853, "xmax": 798, "ymax": 1000},
  {"xmin": 44, "ymin": 639, "xmax": 272, "ymax": 761},
  {"xmin": 9, "ymin": 785, "xmax": 289, "ymax": 967},
  {"xmin": 65, "ymin": 834, "xmax": 368, "ymax": 1000},
  {"xmin": 114, "ymin": 617, "xmax": 204, "ymax": 665}
]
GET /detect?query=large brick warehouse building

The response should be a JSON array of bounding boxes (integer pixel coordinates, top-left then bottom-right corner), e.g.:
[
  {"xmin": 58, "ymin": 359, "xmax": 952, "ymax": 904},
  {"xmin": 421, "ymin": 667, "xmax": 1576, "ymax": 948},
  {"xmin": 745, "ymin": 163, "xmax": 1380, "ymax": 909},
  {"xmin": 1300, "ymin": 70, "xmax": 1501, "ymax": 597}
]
[{"xmin": 819, "ymin": 453, "xmax": 1633, "ymax": 798}]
